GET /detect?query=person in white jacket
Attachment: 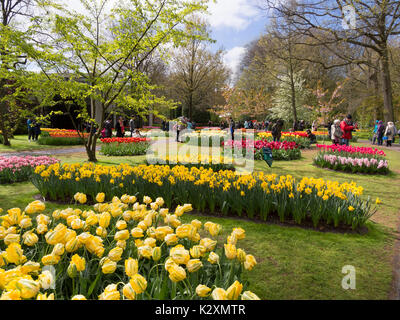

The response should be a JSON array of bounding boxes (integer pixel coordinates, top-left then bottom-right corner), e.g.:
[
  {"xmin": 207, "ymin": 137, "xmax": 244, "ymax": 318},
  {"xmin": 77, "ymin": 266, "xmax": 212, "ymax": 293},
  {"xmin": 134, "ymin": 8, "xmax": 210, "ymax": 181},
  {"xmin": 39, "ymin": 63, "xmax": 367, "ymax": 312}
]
[
  {"xmin": 330, "ymin": 119, "xmax": 342, "ymax": 145},
  {"xmin": 384, "ymin": 122, "xmax": 397, "ymax": 147}
]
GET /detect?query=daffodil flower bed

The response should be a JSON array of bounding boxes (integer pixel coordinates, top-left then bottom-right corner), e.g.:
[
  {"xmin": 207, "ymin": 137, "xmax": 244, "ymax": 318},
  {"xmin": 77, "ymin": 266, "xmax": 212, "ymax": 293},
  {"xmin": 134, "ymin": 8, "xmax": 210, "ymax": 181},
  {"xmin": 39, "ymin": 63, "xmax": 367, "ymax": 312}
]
[
  {"xmin": 31, "ymin": 164, "xmax": 376, "ymax": 229},
  {"xmin": 0, "ymin": 196, "xmax": 259, "ymax": 300},
  {"xmin": 146, "ymin": 154, "xmax": 236, "ymax": 171}
]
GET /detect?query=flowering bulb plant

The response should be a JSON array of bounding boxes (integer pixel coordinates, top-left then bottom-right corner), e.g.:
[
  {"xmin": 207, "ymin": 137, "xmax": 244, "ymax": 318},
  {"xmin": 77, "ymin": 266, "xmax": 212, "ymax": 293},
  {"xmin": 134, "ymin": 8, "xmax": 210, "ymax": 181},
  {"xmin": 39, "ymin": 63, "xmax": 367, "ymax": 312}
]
[
  {"xmin": 31, "ymin": 164, "xmax": 376, "ymax": 229},
  {"xmin": 42, "ymin": 129, "xmax": 89, "ymax": 139},
  {"xmin": 0, "ymin": 196, "xmax": 259, "ymax": 300},
  {"xmin": 314, "ymin": 153, "xmax": 389, "ymax": 175},
  {"xmin": 223, "ymin": 140, "xmax": 301, "ymax": 161},
  {"xmin": 100, "ymin": 138, "xmax": 150, "ymax": 156},
  {"xmin": 0, "ymin": 156, "xmax": 59, "ymax": 184},
  {"xmin": 316, "ymin": 144, "xmax": 386, "ymax": 159}
]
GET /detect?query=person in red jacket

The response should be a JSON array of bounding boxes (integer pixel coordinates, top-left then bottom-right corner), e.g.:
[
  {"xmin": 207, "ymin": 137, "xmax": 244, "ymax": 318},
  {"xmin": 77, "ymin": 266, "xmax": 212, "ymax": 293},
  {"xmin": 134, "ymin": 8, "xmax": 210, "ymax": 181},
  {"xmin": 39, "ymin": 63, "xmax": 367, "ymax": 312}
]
[{"xmin": 340, "ymin": 114, "xmax": 357, "ymax": 146}]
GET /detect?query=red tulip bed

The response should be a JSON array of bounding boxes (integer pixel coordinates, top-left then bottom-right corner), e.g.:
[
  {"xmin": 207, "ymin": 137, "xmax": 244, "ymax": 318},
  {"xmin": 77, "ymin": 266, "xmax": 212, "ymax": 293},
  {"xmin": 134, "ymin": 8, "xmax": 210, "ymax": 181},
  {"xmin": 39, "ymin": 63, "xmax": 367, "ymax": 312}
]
[
  {"xmin": 314, "ymin": 144, "xmax": 389, "ymax": 174},
  {"xmin": 223, "ymin": 140, "xmax": 301, "ymax": 161},
  {"xmin": 100, "ymin": 138, "xmax": 150, "ymax": 156}
]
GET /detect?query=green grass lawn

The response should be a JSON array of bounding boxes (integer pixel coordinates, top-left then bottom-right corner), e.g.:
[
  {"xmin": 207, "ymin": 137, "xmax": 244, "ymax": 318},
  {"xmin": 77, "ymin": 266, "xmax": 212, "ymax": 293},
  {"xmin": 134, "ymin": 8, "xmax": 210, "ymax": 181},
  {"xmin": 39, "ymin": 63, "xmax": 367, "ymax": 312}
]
[
  {"xmin": 0, "ymin": 137, "xmax": 399, "ymax": 299},
  {"xmin": 0, "ymin": 135, "xmax": 76, "ymax": 153}
]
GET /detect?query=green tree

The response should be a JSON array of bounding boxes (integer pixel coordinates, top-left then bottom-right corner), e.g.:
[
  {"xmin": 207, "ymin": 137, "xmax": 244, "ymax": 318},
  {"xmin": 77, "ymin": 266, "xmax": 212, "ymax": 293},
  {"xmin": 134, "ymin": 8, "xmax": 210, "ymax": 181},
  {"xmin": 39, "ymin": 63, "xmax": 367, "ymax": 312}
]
[{"xmin": 28, "ymin": 0, "xmax": 209, "ymax": 161}]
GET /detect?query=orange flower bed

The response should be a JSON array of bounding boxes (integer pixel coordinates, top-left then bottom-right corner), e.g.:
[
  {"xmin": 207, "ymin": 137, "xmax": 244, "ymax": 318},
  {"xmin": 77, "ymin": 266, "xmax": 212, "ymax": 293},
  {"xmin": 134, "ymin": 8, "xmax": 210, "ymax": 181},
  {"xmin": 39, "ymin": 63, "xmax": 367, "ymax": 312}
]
[{"xmin": 42, "ymin": 129, "xmax": 89, "ymax": 138}]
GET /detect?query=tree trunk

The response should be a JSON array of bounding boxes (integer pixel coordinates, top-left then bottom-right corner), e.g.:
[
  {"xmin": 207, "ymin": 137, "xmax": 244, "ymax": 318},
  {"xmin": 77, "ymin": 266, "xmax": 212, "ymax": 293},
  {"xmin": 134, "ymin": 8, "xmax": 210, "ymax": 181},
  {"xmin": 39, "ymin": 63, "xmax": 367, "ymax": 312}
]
[
  {"xmin": 380, "ymin": 48, "xmax": 395, "ymax": 122},
  {"xmin": 288, "ymin": 39, "xmax": 297, "ymax": 126},
  {"xmin": 0, "ymin": 104, "xmax": 11, "ymax": 146},
  {"xmin": 85, "ymin": 132, "xmax": 98, "ymax": 162}
]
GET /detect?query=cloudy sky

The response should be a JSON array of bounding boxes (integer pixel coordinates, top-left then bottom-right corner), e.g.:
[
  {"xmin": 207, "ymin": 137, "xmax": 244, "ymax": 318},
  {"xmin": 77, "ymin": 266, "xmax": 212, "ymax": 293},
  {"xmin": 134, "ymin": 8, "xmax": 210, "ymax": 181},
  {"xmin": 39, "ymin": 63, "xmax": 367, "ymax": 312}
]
[
  {"xmin": 207, "ymin": 0, "xmax": 267, "ymax": 76},
  {"xmin": 59, "ymin": 0, "xmax": 268, "ymax": 77}
]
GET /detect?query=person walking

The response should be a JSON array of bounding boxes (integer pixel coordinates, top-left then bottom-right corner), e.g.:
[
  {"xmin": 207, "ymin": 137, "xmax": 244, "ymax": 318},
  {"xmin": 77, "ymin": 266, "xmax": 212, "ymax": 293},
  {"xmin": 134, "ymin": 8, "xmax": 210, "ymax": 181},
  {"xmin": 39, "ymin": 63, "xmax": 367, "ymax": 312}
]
[
  {"xmin": 372, "ymin": 120, "xmax": 379, "ymax": 145},
  {"xmin": 129, "ymin": 118, "xmax": 135, "ymax": 137},
  {"xmin": 116, "ymin": 117, "xmax": 125, "ymax": 138},
  {"xmin": 331, "ymin": 119, "xmax": 342, "ymax": 145},
  {"xmin": 33, "ymin": 121, "xmax": 41, "ymax": 141},
  {"xmin": 384, "ymin": 122, "xmax": 397, "ymax": 147},
  {"xmin": 229, "ymin": 118, "xmax": 235, "ymax": 141},
  {"xmin": 104, "ymin": 120, "xmax": 112, "ymax": 138},
  {"xmin": 312, "ymin": 120, "xmax": 318, "ymax": 132},
  {"xmin": 340, "ymin": 114, "xmax": 357, "ymax": 146},
  {"xmin": 27, "ymin": 118, "xmax": 34, "ymax": 142},
  {"xmin": 377, "ymin": 120, "xmax": 385, "ymax": 146},
  {"xmin": 271, "ymin": 120, "xmax": 284, "ymax": 142}
]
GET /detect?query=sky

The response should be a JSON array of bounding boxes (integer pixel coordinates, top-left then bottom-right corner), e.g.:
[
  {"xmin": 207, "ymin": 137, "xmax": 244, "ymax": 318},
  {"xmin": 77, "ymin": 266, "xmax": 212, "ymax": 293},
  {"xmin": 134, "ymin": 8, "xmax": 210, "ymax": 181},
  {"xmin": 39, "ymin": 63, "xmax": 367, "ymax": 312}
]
[
  {"xmin": 206, "ymin": 0, "xmax": 267, "ymax": 77},
  {"xmin": 58, "ymin": 0, "xmax": 268, "ymax": 77}
]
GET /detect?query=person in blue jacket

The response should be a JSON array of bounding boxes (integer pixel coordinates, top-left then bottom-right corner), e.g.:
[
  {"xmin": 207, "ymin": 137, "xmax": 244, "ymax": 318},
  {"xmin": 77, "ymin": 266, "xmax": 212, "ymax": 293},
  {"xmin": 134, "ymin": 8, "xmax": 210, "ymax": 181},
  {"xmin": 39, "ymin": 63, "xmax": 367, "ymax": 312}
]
[
  {"xmin": 372, "ymin": 120, "xmax": 379, "ymax": 145},
  {"xmin": 27, "ymin": 118, "xmax": 34, "ymax": 141}
]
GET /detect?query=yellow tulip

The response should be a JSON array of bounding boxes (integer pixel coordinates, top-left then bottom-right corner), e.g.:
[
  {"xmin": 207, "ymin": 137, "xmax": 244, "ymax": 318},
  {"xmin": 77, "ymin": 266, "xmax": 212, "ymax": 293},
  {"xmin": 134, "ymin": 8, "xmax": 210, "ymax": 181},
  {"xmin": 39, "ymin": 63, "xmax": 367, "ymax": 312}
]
[
  {"xmin": 37, "ymin": 293, "xmax": 55, "ymax": 300},
  {"xmin": 237, "ymin": 248, "xmax": 246, "ymax": 263},
  {"xmin": 152, "ymin": 247, "xmax": 161, "ymax": 262},
  {"xmin": 51, "ymin": 243, "xmax": 65, "ymax": 256},
  {"xmin": 211, "ymin": 288, "xmax": 227, "ymax": 300},
  {"xmin": 130, "ymin": 274, "xmax": 147, "ymax": 294},
  {"xmin": 114, "ymin": 229, "xmax": 130, "ymax": 241},
  {"xmin": 116, "ymin": 220, "xmax": 127, "ymax": 230},
  {"xmin": 38, "ymin": 270, "xmax": 55, "ymax": 290},
  {"xmin": 41, "ymin": 254, "xmax": 61, "ymax": 266},
  {"xmin": 108, "ymin": 247, "xmax": 123, "ymax": 262},
  {"xmin": 196, "ymin": 284, "xmax": 211, "ymax": 298},
  {"xmin": 22, "ymin": 231, "xmax": 38, "ymax": 247},
  {"xmin": 137, "ymin": 245, "xmax": 153, "ymax": 259},
  {"xmin": 4, "ymin": 234, "xmax": 20, "ymax": 246},
  {"xmin": 208, "ymin": 252, "xmax": 220, "ymax": 264},
  {"xmin": 131, "ymin": 227, "xmax": 144, "ymax": 238},
  {"xmin": 168, "ymin": 264, "xmax": 186, "ymax": 282},
  {"xmin": 65, "ymin": 238, "xmax": 81, "ymax": 253},
  {"xmin": 16, "ymin": 279, "xmax": 40, "ymax": 299},
  {"xmin": 244, "ymin": 254, "xmax": 257, "ymax": 271},
  {"xmin": 165, "ymin": 233, "xmax": 178, "ymax": 246},
  {"xmin": 241, "ymin": 291, "xmax": 261, "ymax": 300},
  {"xmin": 99, "ymin": 212, "xmax": 111, "ymax": 228},
  {"xmin": 101, "ymin": 258, "xmax": 117, "ymax": 274},
  {"xmin": 226, "ymin": 280, "xmax": 243, "ymax": 300},
  {"xmin": 187, "ymin": 259, "xmax": 203, "ymax": 273},
  {"xmin": 4, "ymin": 243, "xmax": 27, "ymax": 265},
  {"xmin": 71, "ymin": 295, "xmax": 87, "ymax": 300},
  {"xmin": 125, "ymin": 258, "xmax": 138, "ymax": 277},
  {"xmin": 96, "ymin": 193, "xmax": 105, "ymax": 203},
  {"xmin": 170, "ymin": 245, "xmax": 190, "ymax": 265},
  {"xmin": 224, "ymin": 244, "xmax": 237, "ymax": 260},
  {"xmin": 122, "ymin": 283, "xmax": 136, "ymax": 300},
  {"xmin": 71, "ymin": 254, "xmax": 85, "ymax": 272}
]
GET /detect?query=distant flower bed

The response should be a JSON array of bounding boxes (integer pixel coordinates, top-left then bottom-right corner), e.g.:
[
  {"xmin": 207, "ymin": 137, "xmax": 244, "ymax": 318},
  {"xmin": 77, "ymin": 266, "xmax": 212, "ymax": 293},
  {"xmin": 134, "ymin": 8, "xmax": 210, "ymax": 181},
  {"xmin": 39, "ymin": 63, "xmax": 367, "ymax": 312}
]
[
  {"xmin": 223, "ymin": 140, "xmax": 301, "ymax": 161},
  {"xmin": 0, "ymin": 156, "xmax": 59, "ymax": 184},
  {"xmin": 258, "ymin": 132, "xmax": 311, "ymax": 149},
  {"xmin": 100, "ymin": 138, "xmax": 150, "ymax": 157},
  {"xmin": 42, "ymin": 129, "xmax": 89, "ymax": 139},
  {"xmin": 314, "ymin": 145, "xmax": 388, "ymax": 174},
  {"xmin": 100, "ymin": 138, "xmax": 149, "ymax": 144}
]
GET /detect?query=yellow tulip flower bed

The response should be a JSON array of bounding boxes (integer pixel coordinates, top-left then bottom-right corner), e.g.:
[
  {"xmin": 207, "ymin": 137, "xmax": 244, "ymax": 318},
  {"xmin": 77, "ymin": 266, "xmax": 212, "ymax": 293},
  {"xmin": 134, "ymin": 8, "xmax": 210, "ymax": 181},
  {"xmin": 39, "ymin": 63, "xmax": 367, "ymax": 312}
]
[
  {"xmin": 31, "ymin": 164, "xmax": 376, "ymax": 230},
  {"xmin": 0, "ymin": 196, "xmax": 259, "ymax": 300}
]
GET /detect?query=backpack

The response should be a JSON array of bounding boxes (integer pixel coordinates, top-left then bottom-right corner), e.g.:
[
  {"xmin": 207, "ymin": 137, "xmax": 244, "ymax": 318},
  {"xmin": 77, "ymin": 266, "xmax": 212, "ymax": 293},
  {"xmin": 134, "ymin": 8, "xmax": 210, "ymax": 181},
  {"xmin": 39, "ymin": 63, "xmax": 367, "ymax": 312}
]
[
  {"xmin": 386, "ymin": 129, "xmax": 392, "ymax": 136},
  {"xmin": 334, "ymin": 127, "xmax": 343, "ymax": 139}
]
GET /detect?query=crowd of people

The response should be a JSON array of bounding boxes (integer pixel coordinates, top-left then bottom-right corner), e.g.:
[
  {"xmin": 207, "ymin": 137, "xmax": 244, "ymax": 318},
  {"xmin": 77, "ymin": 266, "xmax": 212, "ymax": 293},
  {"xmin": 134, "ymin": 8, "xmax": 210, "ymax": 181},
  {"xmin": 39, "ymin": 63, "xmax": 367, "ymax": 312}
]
[
  {"xmin": 371, "ymin": 120, "xmax": 399, "ymax": 147},
  {"xmin": 101, "ymin": 117, "xmax": 143, "ymax": 139},
  {"xmin": 329, "ymin": 114, "xmax": 357, "ymax": 146}
]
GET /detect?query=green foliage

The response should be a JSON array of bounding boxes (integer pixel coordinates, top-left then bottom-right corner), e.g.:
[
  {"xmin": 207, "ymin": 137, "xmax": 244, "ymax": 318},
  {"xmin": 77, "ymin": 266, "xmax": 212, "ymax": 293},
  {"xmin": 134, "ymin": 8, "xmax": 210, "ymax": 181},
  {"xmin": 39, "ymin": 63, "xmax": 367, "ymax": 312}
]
[
  {"xmin": 100, "ymin": 141, "xmax": 150, "ymax": 156},
  {"xmin": 37, "ymin": 136, "xmax": 85, "ymax": 146},
  {"xmin": 25, "ymin": 0, "xmax": 210, "ymax": 161}
]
